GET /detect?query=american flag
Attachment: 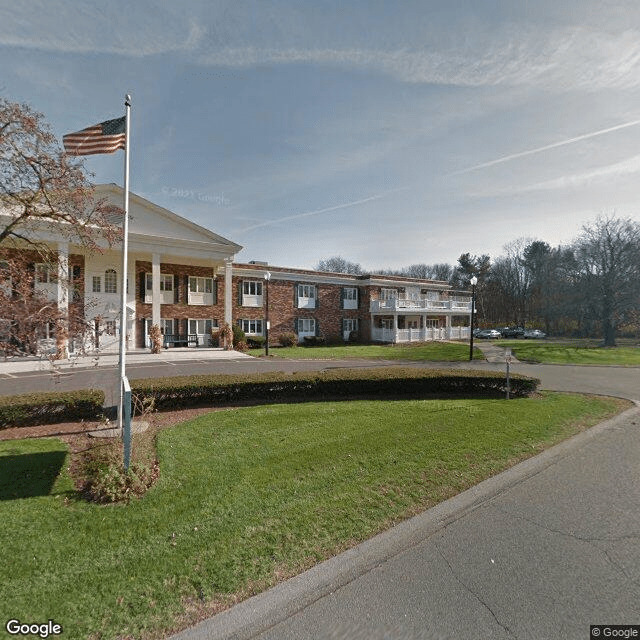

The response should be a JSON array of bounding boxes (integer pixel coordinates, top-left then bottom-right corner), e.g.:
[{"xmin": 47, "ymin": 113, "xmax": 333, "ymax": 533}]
[{"xmin": 63, "ymin": 116, "xmax": 126, "ymax": 156}]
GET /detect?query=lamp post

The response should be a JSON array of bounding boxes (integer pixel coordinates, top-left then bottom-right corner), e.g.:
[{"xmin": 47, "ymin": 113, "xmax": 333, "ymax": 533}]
[
  {"xmin": 264, "ymin": 271, "xmax": 271, "ymax": 356},
  {"xmin": 469, "ymin": 275, "xmax": 477, "ymax": 361}
]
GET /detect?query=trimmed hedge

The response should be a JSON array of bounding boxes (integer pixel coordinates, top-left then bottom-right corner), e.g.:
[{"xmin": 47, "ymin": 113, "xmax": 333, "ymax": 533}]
[
  {"xmin": 131, "ymin": 367, "xmax": 540, "ymax": 411},
  {"xmin": 0, "ymin": 389, "xmax": 105, "ymax": 429},
  {"xmin": 0, "ymin": 369, "xmax": 540, "ymax": 430}
]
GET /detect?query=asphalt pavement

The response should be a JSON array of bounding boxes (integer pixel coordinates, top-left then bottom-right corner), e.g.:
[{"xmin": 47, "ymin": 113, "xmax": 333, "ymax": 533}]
[
  {"xmin": 4, "ymin": 344, "xmax": 640, "ymax": 640},
  {"xmin": 161, "ymin": 345, "xmax": 640, "ymax": 640}
]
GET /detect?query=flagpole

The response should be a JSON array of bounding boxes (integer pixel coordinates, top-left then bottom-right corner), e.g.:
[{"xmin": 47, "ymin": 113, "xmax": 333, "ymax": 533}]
[{"xmin": 118, "ymin": 94, "xmax": 131, "ymax": 450}]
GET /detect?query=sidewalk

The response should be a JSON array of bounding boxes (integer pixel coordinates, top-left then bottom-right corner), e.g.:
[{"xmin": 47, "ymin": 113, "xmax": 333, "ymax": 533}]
[
  {"xmin": 0, "ymin": 347, "xmax": 254, "ymax": 375},
  {"xmin": 474, "ymin": 341, "xmax": 520, "ymax": 363}
]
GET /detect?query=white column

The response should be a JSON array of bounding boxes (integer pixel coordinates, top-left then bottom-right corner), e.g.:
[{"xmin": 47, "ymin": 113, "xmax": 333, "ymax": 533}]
[
  {"xmin": 56, "ymin": 243, "xmax": 69, "ymax": 358},
  {"xmin": 127, "ymin": 259, "xmax": 136, "ymax": 348},
  {"xmin": 152, "ymin": 253, "xmax": 161, "ymax": 328},
  {"xmin": 224, "ymin": 258, "xmax": 233, "ymax": 326},
  {"xmin": 445, "ymin": 314, "xmax": 452, "ymax": 339},
  {"xmin": 57, "ymin": 243, "xmax": 69, "ymax": 312}
]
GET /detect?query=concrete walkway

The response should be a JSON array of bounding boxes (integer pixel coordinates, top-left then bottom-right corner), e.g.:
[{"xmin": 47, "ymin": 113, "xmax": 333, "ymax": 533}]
[{"xmin": 0, "ymin": 346, "xmax": 253, "ymax": 375}]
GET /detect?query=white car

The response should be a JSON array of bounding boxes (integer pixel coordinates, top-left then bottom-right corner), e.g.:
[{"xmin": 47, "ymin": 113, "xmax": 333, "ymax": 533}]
[
  {"xmin": 523, "ymin": 329, "xmax": 546, "ymax": 339},
  {"xmin": 475, "ymin": 329, "xmax": 502, "ymax": 339}
]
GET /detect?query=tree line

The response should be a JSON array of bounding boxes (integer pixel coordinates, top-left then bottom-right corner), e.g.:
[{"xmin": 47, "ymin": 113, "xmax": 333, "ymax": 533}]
[{"xmin": 315, "ymin": 215, "xmax": 640, "ymax": 346}]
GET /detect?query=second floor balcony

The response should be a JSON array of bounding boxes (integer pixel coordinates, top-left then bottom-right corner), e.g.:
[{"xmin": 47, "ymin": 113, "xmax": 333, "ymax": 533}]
[{"xmin": 370, "ymin": 297, "xmax": 472, "ymax": 313}]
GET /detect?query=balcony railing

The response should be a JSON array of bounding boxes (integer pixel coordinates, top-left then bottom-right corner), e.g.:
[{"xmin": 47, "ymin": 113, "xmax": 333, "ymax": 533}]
[
  {"xmin": 371, "ymin": 326, "xmax": 471, "ymax": 343},
  {"xmin": 370, "ymin": 298, "xmax": 472, "ymax": 313}
]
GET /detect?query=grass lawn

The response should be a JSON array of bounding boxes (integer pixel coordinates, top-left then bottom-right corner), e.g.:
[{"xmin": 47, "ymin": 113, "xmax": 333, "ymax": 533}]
[
  {"xmin": 0, "ymin": 393, "xmax": 628, "ymax": 639},
  {"xmin": 501, "ymin": 341, "xmax": 640, "ymax": 365},
  {"xmin": 250, "ymin": 341, "xmax": 483, "ymax": 361}
]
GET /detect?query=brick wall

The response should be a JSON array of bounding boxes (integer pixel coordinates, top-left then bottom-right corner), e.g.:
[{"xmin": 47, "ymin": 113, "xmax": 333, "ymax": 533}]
[{"xmin": 135, "ymin": 260, "xmax": 224, "ymax": 347}]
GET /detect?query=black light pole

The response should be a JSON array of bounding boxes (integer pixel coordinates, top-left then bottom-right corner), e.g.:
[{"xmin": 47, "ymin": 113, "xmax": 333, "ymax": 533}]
[
  {"xmin": 469, "ymin": 275, "xmax": 477, "ymax": 361},
  {"xmin": 264, "ymin": 271, "xmax": 271, "ymax": 356}
]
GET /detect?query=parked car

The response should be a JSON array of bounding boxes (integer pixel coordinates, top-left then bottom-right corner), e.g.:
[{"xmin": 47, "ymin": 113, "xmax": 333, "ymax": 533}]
[
  {"xmin": 475, "ymin": 328, "xmax": 502, "ymax": 339},
  {"xmin": 523, "ymin": 329, "xmax": 546, "ymax": 339},
  {"xmin": 500, "ymin": 326, "xmax": 525, "ymax": 338}
]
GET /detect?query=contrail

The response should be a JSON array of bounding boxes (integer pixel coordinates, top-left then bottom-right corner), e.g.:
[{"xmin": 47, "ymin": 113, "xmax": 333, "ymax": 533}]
[
  {"xmin": 241, "ymin": 187, "xmax": 408, "ymax": 232},
  {"xmin": 448, "ymin": 118, "xmax": 640, "ymax": 176}
]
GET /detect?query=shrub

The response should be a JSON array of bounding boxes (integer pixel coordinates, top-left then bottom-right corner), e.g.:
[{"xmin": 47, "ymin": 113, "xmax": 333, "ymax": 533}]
[
  {"xmin": 210, "ymin": 329, "xmax": 220, "ymax": 347},
  {"xmin": 0, "ymin": 389, "xmax": 104, "ymax": 429},
  {"xmin": 235, "ymin": 340, "xmax": 249, "ymax": 353},
  {"xmin": 303, "ymin": 336, "xmax": 325, "ymax": 346},
  {"xmin": 130, "ymin": 368, "xmax": 540, "ymax": 413},
  {"xmin": 232, "ymin": 324, "xmax": 246, "ymax": 348},
  {"xmin": 279, "ymin": 332, "xmax": 297, "ymax": 347},
  {"xmin": 247, "ymin": 336, "xmax": 266, "ymax": 349},
  {"xmin": 87, "ymin": 462, "xmax": 155, "ymax": 504},
  {"xmin": 149, "ymin": 324, "xmax": 163, "ymax": 354}
]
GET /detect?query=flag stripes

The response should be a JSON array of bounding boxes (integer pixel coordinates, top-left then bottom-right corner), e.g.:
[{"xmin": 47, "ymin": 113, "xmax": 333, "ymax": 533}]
[{"xmin": 63, "ymin": 116, "xmax": 126, "ymax": 156}]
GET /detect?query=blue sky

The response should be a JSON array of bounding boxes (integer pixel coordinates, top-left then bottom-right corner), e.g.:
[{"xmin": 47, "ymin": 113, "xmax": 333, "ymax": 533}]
[{"xmin": 3, "ymin": 0, "xmax": 640, "ymax": 271}]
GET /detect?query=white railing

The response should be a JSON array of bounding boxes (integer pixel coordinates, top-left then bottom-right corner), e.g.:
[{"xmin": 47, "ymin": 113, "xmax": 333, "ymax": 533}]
[
  {"xmin": 370, "ymin": 298, "xmax": 472, "ymax": 313},
  {"xmin": 371, "ymin": 326, "xmax": 471, "ymax": 343}
]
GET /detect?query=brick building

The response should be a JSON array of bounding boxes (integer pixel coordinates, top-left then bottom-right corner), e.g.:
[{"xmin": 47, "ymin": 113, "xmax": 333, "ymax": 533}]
[{"xmin": 0, "ymin": 184, "xmax": 472, "ymax": 354}]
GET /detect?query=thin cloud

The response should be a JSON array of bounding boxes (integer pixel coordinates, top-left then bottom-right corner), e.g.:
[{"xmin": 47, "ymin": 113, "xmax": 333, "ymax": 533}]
[
  {"xmin": 497, "ymin": 154, "xmax": 640, "ymax": 195},
  {"xmin": 240, "ymin": 187, "xmax": 408, "ymax": 233},
  {"xmin": 449, "ymin": 118, "xmax": 640, "ymax": 177}
]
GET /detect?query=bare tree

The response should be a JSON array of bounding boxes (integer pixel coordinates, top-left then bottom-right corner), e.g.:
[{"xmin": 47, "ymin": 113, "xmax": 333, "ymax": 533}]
[
  {"xmin": 0, "ymin": 97, "xmax": 121, "ymax": 356},
  {"xmin": 315, "ymin": 256, "xmax": 363, "ymax": 274},
  {"xmin": 573, "ymin": 215, "xmax": 640, "ymax": 346}
]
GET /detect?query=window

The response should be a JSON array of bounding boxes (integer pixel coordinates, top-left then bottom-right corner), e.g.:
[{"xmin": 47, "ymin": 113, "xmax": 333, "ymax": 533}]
[
  {"xmin": 189, "ymin": 319, "xmax": 216, "ymax": 335},
  {"xmin": 239, "ymin": 319, "xmax": 263, "ymax": 335},
  {"xmin": 242, "ymin": 281, "xmax": 262, "ymax": 296},
  {"xmin": 241, "ymin": 280, "xmax": 263, "ymax": 307},
  {"xmin": 0, "ymin": 261, "xmax": 11, "ymax": 295},
  {"xmin": 189, "ymin": 277, "xmax": 213, "ymax": 294},
  {"xmin": 104, "ymin": 320, "xmax": 116, "ymax": 335},
  {"xmin": 297, "ymin": 284, "xmax": 315, "ymax": 299},
  {"xmin": 92, "ymin": 276, "xmax": 101, "ymax": 293},
  {"xmin": 380, "ymin": 288, "xmax": 398, "ymax": 300},
  {"xmin": 343, "ymin": 287, "xmax": 358, "ymax": 309},
  {"xmin": 343, "ymin": 318, "xmax": 359, "ymax": 333},
  {"xmin": 160, "ymin": 319, "xmax": 173, "ymax": 335},
  {"xmin": 297, "ymin": 318, "xmax": 315, "ymax": 333},
  {"xmin": 297, "ymin": 284, "xmax": 316, "ymax": 309},
  {"xmin": 145, "ymin": 273, "xmax": 174, "ymax": 303},
  {"xmin": 104, "ymin": 269, "xmax": 117, "ymax": 294},
  {"xmin": 160, "ymin": 274, "xmax": 173, "ymax": 292},
  {"xmin": 35, "ymin": 263, "xmax": 53, "ymax": 284}
]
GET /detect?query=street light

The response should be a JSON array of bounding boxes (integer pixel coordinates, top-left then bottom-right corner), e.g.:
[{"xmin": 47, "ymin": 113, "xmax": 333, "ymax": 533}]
[
  {"xmin": 469, "ymin": 275, "xmax": 477, "ymax": 361},
  {"xmin": 264, "ymin": 271, "xmax": 271, "ymax": 356}
]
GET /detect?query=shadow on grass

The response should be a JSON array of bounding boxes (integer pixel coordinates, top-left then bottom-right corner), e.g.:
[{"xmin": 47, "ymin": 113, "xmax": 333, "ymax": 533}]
[{"xmin": 0, "ymin": 450, "xmax": 67, "ymax": 500}]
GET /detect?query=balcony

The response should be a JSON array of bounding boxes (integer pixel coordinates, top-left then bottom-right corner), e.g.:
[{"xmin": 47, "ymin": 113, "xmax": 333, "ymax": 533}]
[
  {"xmin": 370, "ymin": 297, "xmax": 472, "ymax": 313},
  {"xmin": 372, "ymin": 326, "xmax": 471, "ymax": 343}
]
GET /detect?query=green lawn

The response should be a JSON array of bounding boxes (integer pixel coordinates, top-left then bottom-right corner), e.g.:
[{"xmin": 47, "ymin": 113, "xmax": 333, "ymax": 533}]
[
  {"xmin": 502, "ymin": 341, "xmax": 640, "ymax": 365},
  {"xmin": 0, "ymin": 393, "xmax": 627, "ymax": 639},
  {"xmin": 251, "ymin": 341, "xmax": 482, "ymax": 361}
]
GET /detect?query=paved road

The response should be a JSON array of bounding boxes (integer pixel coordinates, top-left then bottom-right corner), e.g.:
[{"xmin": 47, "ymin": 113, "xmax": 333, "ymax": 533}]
[
  {"xmin": 161, "ymin": 353, "xmax": 640, "ymax": 640},
  {"xmin": 2, "ymin": 353, "xmax": 638, "ymax": 403}
]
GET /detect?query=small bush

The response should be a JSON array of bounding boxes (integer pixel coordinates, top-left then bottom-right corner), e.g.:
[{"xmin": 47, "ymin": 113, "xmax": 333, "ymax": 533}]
[
  {"xmin": 232, "ymin": 324, "xmax": 246, "ymax": 347},
  {"xmin": 88, "ymin": 462, "xmax": 155, "ymax": 504},
  {"xmin": 279, "ymin": 333, "xmax": 297, "ymax": 347},
  {"xmin": 247, "ymin": 336, "xmax": 266, "ymax": 348},
  {"xmin": 235, "ymin": 340, "xmax": 249, "ymax": 353},
  {"xmin": 303, "ymin": 336, "xmax": 325, "ymax": 346}
]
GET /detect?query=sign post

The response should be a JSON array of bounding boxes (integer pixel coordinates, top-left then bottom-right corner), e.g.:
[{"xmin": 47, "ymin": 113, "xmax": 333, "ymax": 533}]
[{"xmin": 505, "ymin": 348, "xmax": 512, "ymax": 400}]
